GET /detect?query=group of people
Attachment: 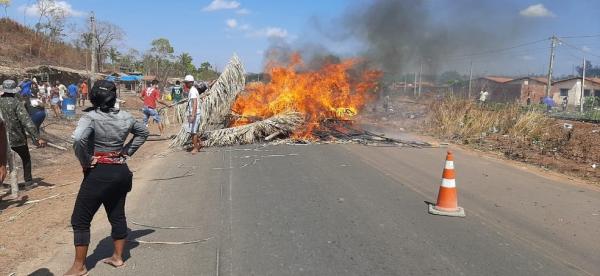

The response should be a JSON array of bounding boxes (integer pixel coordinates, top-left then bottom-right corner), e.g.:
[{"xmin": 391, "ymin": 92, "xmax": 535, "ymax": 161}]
[
  {"xmin": 16, "ymin": 78, "xmax": 89, "ymax": 119},
  {"xmin": 1, "ymin": 73, "xmax": 210, "ymax": 275},
  {"xmin": 140, "ymin": 75, "xmax": 208, "ymax": 153}
]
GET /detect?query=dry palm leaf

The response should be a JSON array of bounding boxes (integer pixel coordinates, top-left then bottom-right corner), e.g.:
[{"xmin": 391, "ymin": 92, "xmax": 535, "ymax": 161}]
[{"xmin": 203, "ymin": 111, "xmax": 304, "ymax": 147}]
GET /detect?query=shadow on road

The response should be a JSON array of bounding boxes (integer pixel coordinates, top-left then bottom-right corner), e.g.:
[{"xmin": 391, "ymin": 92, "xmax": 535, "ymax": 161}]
[
  {"xmin": 85, "ymin": 228, "xmax": 155, "ymax": 270},
  {"xmin": 27, "ymin": 268, "xmax": 53, "ymax": 276}
]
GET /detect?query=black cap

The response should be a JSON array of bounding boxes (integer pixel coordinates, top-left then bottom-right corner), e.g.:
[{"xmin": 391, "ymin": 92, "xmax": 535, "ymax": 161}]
[{"xmin": 92, "ymin": 80, "xmax": 117, "ymax": 93}]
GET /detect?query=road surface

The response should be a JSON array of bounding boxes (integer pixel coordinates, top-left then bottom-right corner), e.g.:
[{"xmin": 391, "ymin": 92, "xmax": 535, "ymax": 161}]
[{"xmin": 24, "ymin": 139, "xmax": 600, "ymax": 275}]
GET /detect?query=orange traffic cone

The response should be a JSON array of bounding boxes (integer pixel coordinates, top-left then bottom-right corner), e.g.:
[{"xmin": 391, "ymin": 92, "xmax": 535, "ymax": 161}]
[{"xmin": 428, "ymin": 151, "xmax": 466, "ymax": 217}]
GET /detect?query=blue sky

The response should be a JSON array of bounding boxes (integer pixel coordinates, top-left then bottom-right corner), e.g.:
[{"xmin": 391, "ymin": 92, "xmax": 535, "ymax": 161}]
[{"xmin": 5, "ymin": 0, "xmax": 600, "ymax": 76}]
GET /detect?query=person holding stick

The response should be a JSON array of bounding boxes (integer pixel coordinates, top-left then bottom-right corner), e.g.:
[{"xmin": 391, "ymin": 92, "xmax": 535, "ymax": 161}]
[{"xmin": 64, "ymin": 80, "xmax": 149, "ymax": 276}]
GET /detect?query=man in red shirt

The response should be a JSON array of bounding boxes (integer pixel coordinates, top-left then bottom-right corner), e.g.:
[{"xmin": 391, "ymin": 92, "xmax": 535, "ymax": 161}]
[
  {"xmin": 79, "ymin": 80, "xmax": 88, "ymax": 107},
  {"xmin": 140, "ymin": 80, "xmax": 169, "ymax": 135}
]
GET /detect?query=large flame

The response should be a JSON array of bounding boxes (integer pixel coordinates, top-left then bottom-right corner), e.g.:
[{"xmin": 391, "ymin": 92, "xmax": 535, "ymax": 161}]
[{"xmin": 232, "ymin": 53, "xmax": 382, "ymax": 137}]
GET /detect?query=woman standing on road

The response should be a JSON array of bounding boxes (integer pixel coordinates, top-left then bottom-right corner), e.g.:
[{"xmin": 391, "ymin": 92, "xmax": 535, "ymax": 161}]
[
  {"xmin": 64, "ymin": 80, "xmax": 149, "ymax": 276},
  {"xmin": 49, "ymin": 83, "xmax": 61, "ymax": 117}
]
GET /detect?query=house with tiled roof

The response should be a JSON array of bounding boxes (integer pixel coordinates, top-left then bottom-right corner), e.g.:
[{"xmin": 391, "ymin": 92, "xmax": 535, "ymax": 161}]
[{"xmin": 551, "ymin": 77, "xmax": 600, "ymax": 108}]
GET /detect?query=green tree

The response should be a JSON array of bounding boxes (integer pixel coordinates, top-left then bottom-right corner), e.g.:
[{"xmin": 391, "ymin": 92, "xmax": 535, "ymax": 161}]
[
  {"xmin": 148, "ymin": 38, "xmax": 175, "ymax": 85},
  {"xmin": 196, "ymin": 62, "xmax": 219, "ymax": 81},
  {"xmin": 108, "ymin": 47, "xmax": 120, "ymax": 71},
  {"xmin": 437, "ymin": 71, "xmax": 465, "ymax": 86},
  {"xmin": 179, "ymin": 52, "xmax": 195, "ymax": 75}
]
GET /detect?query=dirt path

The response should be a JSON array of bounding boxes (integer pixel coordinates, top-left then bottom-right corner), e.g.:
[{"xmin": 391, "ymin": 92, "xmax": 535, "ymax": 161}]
[{"xmin": 0, "ymin": 92, "xmax": 181, "ymax": 275}]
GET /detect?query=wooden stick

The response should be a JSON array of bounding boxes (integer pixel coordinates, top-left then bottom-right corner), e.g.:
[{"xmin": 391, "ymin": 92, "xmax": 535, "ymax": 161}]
[{"xmin": 47, "ymin": 142, "xmax": 67, "ymax": 151}]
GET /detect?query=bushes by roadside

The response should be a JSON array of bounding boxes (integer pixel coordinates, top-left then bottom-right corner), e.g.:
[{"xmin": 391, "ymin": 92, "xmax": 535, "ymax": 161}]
[{"xmin": 425, "ymin": 97, "xmax": 600, "ymax": 182}]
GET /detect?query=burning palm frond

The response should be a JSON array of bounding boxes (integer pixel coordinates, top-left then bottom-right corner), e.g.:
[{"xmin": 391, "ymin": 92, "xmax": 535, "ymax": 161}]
[{"xmin": 203, "ymin": 111, "xmax": 304, "ymax": 147}]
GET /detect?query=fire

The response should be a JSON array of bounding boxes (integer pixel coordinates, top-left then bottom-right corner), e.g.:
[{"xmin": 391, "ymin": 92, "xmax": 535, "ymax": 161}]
[{"xmin": 232, "ymin": 53, "xmax": 382, "ymax": 137}]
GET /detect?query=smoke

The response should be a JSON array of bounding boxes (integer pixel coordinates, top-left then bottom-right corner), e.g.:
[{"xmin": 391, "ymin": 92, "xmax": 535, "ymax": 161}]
[
  {"xmin": 261, "ymin": 0, "xmax": 539, "ymax": 78},
  {"xmin": 335, "ymin": 0, "xmax": 536, "ymax": 77},
  {"xmin": 262, "ymin": 37, "xmax": 341, "ymax": 71}
]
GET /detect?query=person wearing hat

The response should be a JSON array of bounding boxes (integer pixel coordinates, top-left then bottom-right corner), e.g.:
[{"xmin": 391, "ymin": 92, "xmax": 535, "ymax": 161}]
[
  {"xmin": 183, "ymin": 75, "xmax": 206, "ymax": 154},
  {"xmin": 65, "ymin": 80, "xmax": 149, "ymax": 276},
  {"xmin": 0, "ymin": 80, "xmax": 47, "ymax": 186}
]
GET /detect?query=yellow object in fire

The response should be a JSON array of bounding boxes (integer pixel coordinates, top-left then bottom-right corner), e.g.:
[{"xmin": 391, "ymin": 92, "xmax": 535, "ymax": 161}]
[{"xmin": 335, "ymin": 107, "xmax": 357, "ymax": 118}]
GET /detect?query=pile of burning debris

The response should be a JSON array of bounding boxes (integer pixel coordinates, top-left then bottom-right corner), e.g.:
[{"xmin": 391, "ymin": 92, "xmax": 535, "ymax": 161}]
[{"xmin": 171, "ymin": 54, "xmax": 430, "ymax": 148}]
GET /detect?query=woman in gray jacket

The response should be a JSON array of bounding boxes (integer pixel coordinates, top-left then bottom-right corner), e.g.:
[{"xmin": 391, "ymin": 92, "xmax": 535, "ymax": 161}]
[{"xmin": 64, "ymin": 80, "xmax": 149, "ymax": 276}]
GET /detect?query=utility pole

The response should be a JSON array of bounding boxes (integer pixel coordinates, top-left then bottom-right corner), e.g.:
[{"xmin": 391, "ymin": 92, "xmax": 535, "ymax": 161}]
[
  {"xmin": 468, "ymin": 61, "xmax": 473, "ymax": 99},
  {"xmin": 90, "ymin": 12, "xmax": 98, "ymax": 87},
  {"xmin": 418, "ymin": 62, "xmax": 423, "ymax": 97},
  {"xmin": 545, "ymin": 35, "xmax": 557, "ymax": 97},
  {"xmin": 413, "ymin": 72, "xmax": 417, "ymax": 97},
  {"xmin": 581, "ymin": 57, "xmax": 586, "ymax": 113},
  {"xmin": 403, "ymin": 74, "xmax": 407, "ymax": 95}
]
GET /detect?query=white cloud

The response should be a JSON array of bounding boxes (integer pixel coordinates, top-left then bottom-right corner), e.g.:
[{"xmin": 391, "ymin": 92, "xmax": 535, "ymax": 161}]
[
  {"xmin": 247, "ymin": 27, "xmax": 289, "ymax": 38},
  {"xmin": 239, "ymin": 24, "xmax": 251, "ymax": 31},
  {"xmin": 236, "ymin": 8, "xmax": 251, "ymax": 15},
  {"xmin": 20, "ymin": 1, "xmax": 85, "ymax": 18},
  {"xmin": 582, "ymin": 46, "xmax": 592, "ymax": 52},
  {"xmin": 520, "ymin": 4, "xmax": 555, "ymax": 18},
  {"xmin": 226, "ymin": 18, "xmax": 238, "ymax": 29},
  {"xmin": 265, "ymin": 27, "xmax": 288, "ymax": 38},
  {"xmin": 203, "ymin": 0, "xmax": 240, "ymax": 12}
]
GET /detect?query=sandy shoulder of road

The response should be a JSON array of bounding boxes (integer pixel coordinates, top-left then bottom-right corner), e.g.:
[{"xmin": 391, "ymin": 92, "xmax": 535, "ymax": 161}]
[
  {"xmin": 0, "ymin": 122, "xmax": 177, "ymax": 276},
  {"xmin": 374, "ymin": 125, "xmax": 600, "ymax": 190}
]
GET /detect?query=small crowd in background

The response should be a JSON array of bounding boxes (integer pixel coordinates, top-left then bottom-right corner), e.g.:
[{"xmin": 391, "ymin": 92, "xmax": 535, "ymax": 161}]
[{"xmin": 139, "ymin": 76, "xmax": 210, "ymax": 153}]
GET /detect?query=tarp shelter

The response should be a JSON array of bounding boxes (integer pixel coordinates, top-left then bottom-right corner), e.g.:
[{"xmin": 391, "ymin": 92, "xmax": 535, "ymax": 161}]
[{"xmin": 120, "ymin": 75, "xmax": 143, "ymax": 82}]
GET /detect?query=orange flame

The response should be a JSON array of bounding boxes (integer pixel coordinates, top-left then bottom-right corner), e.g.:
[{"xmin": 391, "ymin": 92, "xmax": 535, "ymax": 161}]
[{"xmin": 232, "ymin": 53, "xmax": 382, "ymax": 137}]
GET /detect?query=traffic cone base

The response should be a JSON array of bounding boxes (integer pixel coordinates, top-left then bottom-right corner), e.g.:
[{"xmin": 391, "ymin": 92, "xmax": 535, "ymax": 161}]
[
  {"xmin": 428, "ymin": 151, "xmax": 466, "ymax": 217},
  {"xmin": 428, "ymin": 204, "xmax": 465, "ymax": 217}
]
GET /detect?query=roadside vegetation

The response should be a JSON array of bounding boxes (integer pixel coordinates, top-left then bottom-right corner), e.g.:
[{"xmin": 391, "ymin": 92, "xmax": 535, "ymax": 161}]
[{"xmin": 425, "ymin": 97, "xmax": 600, "ymax": 182}]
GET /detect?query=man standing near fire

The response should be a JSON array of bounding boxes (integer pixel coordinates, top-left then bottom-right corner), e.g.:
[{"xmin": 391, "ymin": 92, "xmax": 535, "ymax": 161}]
[{"xmin": 183, "ymin": 75, "xmax": 206, "ymax": 154}]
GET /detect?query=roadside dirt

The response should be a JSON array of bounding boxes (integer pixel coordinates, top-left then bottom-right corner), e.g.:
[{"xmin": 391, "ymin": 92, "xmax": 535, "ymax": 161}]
[
  {"xmin": 0, "ymin": 92, "xmax": 179, "ymax": 275},
  {"xmin": 364, "ymin": 95, "xmax": 600, "ymax": 184}
]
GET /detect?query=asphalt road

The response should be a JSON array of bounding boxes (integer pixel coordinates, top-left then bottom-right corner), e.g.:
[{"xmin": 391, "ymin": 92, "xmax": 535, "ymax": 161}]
[{"xmin": 29, "ymin": 140, "xmax": 600, "ymax": 275}]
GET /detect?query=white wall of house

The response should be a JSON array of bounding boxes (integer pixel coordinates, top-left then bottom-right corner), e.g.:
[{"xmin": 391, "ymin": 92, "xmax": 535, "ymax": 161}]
[{"xmin": 552, "ymin": 79, "xmax": 600, "ymax": 107}]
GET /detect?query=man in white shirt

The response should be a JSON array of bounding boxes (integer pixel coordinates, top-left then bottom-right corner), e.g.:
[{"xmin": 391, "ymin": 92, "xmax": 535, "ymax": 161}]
[
  {"xmin": 479, "ymin": 89, "xmax": 489, "ymax": 104},
  {"xmin": 57, "ymin": 81, "xmax": 67, "ymax": 101},
  {"xmin": 183, "ymin": 75, "xmax": 205, "ymax": 154}
]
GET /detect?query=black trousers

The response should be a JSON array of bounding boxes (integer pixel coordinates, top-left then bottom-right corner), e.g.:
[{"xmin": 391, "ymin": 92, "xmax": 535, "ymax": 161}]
[
  {"xmin": 71, "ymin": 164, "xmax": 133, "ymax": 246},
  {"xmin": 11, "ymin": 145, "xmax": 32, "ymax": 182}
]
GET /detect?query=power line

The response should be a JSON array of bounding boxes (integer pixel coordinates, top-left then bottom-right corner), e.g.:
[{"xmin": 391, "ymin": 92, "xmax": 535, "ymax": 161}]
[
  {"xmin": 558, "ymin": 34, "xmax": 600, "ymax": 39},
  {"xmin": 558, "ymin": 38, "xmax": 600, "ymax": 59},
  {"xmin": 446, "ymin": 46, "xmax": 551, "ymax": 62},
  {"xmin": 446, "ymin": 38, "xmax": 549, "ymax": 60}
]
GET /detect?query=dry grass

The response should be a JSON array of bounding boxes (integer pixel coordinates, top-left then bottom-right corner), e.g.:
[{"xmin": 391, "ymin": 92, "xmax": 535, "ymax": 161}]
[
  {"xmin": 0, "ymin": 18, "xmax": 86, "ymax": 70},
  {"xmin": 426, "ymin": 97, "xmax": 553, "ymax": 143}
]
